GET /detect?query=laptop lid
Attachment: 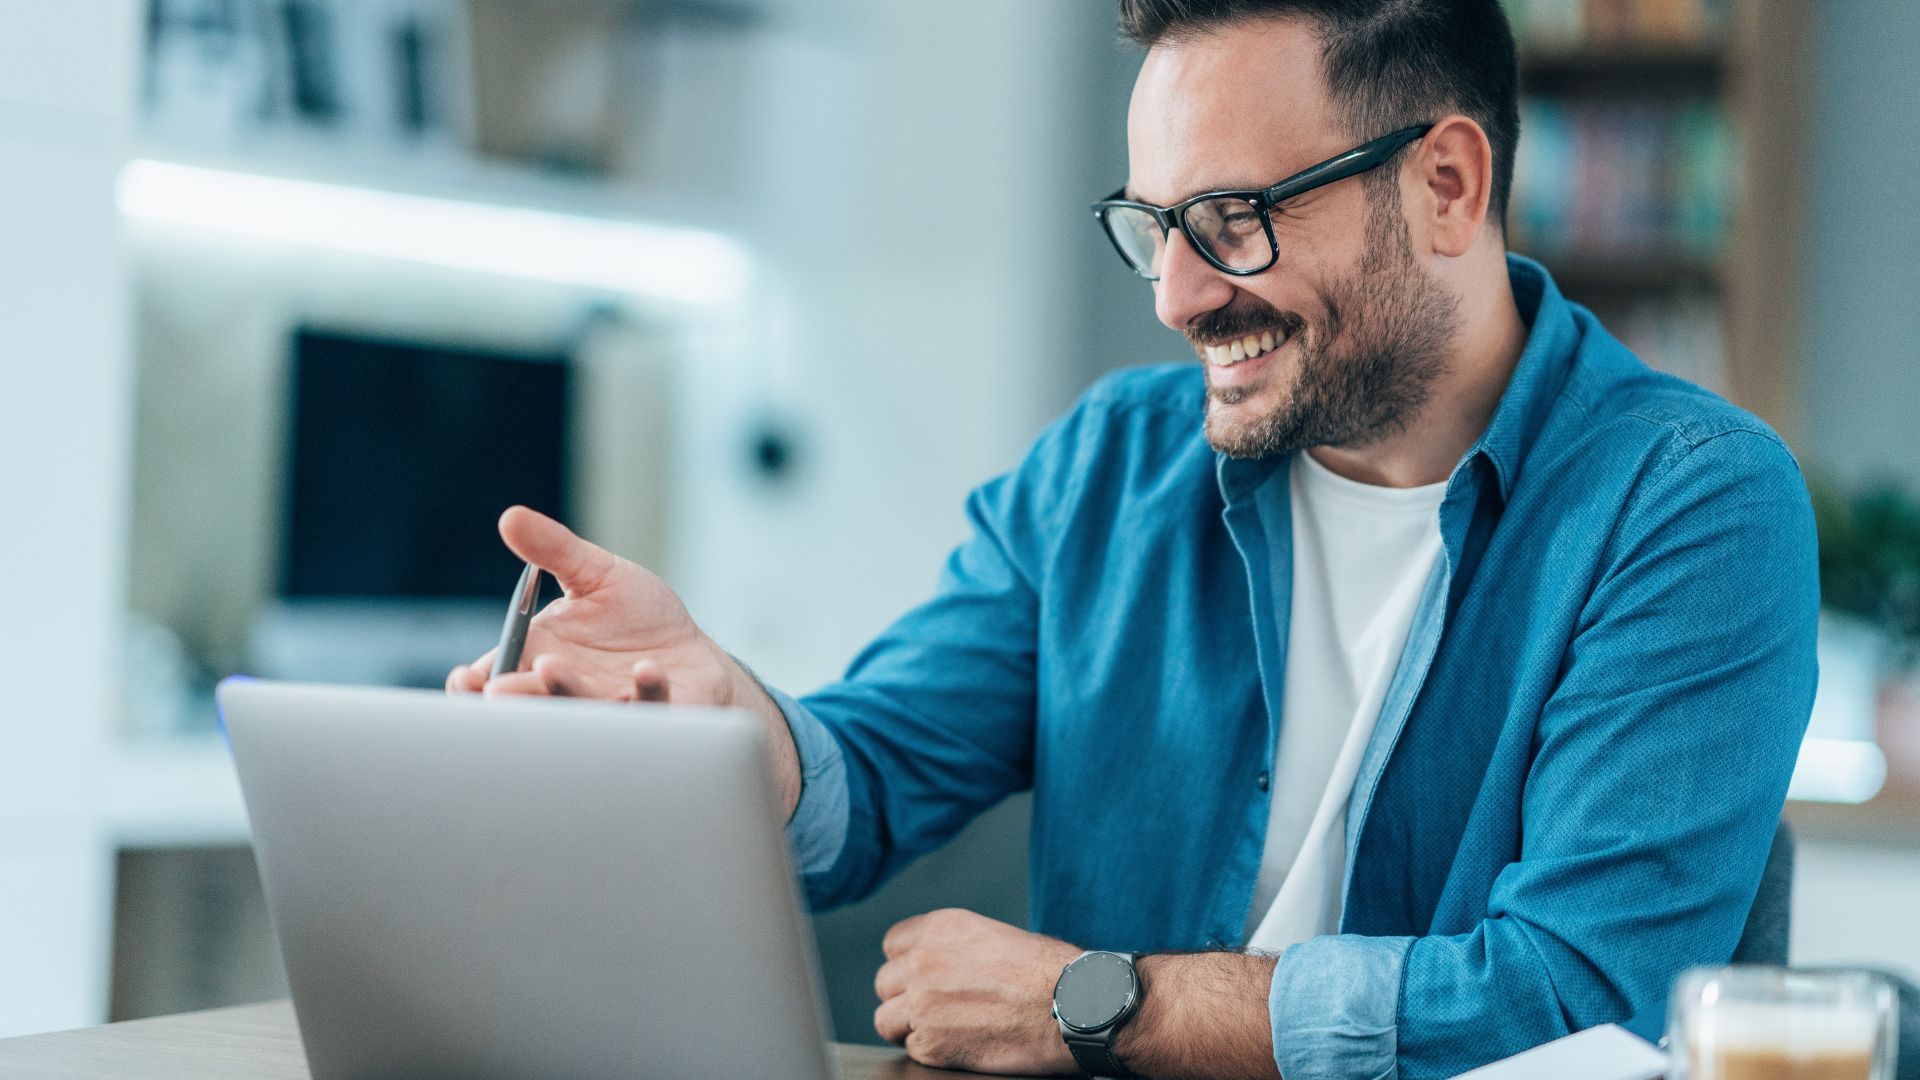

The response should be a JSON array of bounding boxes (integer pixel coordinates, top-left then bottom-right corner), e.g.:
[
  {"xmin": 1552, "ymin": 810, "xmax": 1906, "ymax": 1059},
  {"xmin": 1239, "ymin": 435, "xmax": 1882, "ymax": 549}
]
[{"xmin": 218, "ymin": 679, "xmax": 836, "ymax": 1080}]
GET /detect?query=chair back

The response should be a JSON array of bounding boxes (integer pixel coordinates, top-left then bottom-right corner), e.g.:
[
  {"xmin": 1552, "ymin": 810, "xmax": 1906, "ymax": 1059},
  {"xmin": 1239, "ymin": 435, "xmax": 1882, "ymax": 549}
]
[{"xmin": 1730, "ymin": 818, "xmax": 1795, "ymax": 965}]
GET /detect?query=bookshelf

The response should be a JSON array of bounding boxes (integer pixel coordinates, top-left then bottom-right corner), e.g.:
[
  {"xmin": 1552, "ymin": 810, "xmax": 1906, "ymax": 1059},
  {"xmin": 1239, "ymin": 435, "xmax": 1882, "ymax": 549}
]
[{"xmin": 1504, "ymin": 0, "xmax": 1813, "ymax": 443}]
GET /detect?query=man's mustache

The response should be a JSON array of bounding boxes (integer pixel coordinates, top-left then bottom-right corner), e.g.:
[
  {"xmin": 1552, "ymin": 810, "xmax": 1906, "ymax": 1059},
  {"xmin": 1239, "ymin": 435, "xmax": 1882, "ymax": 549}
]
[{"xmin": 1187, "ymin": 305, "xmax": 1307, "ymax": 349}]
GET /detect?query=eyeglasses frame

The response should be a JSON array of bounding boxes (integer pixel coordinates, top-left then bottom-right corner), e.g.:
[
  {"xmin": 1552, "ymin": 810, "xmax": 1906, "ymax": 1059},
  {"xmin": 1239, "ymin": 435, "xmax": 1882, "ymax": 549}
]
[{"xmin": 1091, "ymin": 123, "xmax": 1435, "ymax": 280}]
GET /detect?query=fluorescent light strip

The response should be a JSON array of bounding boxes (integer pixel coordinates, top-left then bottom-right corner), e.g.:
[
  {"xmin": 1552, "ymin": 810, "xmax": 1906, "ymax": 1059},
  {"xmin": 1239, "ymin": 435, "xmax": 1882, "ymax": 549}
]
[
  {"xmin": 116, "ymin": 159, "xmax": 751, "ymax": 307},
  {"xmin": 1787, "ymin": 737, "xmax": 1889, "ymax": 805}
]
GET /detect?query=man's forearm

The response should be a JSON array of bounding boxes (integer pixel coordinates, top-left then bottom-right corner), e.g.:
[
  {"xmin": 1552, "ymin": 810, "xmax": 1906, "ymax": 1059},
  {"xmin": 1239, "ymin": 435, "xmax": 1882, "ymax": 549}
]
[
  {"xmin": 721, "ymin": 650, "xmax": 805, "ymax": 820},
  {"xmin": 1112, "ymin": 952, "xmax": 1282, "ymax": 1080}
]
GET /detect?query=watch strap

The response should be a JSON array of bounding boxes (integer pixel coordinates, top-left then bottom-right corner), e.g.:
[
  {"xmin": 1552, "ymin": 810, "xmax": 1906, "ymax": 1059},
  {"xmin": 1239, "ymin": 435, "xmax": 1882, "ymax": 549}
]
[{"xmin": 1063, "ymin": 1033, "xmax": 1133, "ymax": 1079}]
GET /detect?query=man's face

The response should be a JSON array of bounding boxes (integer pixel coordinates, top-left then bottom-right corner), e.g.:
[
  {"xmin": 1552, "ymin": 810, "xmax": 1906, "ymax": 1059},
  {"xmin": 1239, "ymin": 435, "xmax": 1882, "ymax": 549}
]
[{"xmin": 1126, "ymin": 19, "xmax": 1460, "ymax": 459}]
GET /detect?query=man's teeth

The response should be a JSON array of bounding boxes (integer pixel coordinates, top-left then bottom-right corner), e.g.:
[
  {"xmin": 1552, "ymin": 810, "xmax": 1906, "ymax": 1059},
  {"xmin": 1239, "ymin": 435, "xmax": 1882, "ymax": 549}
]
[{"xmin": 1205, "ymin": 330, "xmax": 1282, "ymax": 367}]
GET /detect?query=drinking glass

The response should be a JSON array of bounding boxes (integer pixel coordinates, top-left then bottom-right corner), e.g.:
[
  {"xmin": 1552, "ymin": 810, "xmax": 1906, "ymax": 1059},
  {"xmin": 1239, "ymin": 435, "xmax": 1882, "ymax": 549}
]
[{"xmin": 1668, "ymin": 966, "xmax": 1897, "ymax": 1080}]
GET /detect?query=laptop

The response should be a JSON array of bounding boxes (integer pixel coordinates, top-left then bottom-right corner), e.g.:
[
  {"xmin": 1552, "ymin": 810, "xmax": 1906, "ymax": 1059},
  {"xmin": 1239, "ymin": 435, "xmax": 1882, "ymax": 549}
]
[{"xmin": 217, "ymin": 678, "xmax": 837, "ymax": 1080}]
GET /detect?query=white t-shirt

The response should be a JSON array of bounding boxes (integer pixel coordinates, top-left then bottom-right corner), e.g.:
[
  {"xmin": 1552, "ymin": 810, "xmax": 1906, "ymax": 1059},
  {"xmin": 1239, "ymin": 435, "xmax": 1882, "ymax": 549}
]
[{"xmin": 1244, "ymin": 450, "xmax": 1446, "ymax": 953}]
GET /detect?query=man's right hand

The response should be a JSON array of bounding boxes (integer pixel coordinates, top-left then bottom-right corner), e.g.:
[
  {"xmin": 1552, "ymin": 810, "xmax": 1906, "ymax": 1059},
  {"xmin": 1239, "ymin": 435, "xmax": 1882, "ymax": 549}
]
[{"xmin": 447, "ymin": 506, "xmax": 803, "ymax": 817}]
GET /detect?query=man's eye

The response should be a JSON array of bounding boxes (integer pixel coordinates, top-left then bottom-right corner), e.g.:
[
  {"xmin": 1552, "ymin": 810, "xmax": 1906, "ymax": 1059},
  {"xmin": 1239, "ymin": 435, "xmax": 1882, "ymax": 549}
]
[{"xmin": 1221, "ymin": 211, "xmax": 1263, "ymax": 235}]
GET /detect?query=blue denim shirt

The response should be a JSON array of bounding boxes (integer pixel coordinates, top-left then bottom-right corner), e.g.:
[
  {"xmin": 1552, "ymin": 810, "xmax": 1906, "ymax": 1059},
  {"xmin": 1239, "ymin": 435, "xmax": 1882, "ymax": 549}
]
[{"xmin": 773, "ymin": 255, "xmax": 1819, "ymax": 1079}]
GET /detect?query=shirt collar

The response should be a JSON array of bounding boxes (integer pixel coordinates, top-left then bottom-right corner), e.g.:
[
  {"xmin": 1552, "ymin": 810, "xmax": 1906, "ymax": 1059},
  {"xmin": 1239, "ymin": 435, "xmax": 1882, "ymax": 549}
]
[
  {"xmin": 1466, "ymin": 254, "xmax": 1578, "ymax": 503},
  {"xmin": 1214, "ymin": 253, "xmax": 1577, "ymax": 507}
]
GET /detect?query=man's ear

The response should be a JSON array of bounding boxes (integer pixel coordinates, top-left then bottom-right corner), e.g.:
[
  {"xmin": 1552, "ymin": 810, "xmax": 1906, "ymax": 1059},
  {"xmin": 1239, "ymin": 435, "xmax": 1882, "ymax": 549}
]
[{"xmin": 1415, "ymin": 114, "xmax": 1495, "ymax": 258}]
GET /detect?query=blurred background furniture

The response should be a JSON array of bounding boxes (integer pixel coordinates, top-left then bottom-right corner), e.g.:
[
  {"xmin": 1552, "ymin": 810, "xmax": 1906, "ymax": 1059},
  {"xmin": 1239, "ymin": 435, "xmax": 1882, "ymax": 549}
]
[{"xmin": 1732, "ymin": 821, "xmax": 1795, "ymax": 966}]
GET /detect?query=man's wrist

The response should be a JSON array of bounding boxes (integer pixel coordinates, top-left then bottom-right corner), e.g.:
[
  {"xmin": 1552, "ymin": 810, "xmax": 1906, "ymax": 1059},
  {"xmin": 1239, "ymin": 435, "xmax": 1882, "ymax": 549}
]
[
  {"xmin": 1107, "ymin": 952, "xmax": 1281, "ymax": 1080},
  {"xmin": 719, "ymin": 648, "xmax": 805, "ymax": 818}
]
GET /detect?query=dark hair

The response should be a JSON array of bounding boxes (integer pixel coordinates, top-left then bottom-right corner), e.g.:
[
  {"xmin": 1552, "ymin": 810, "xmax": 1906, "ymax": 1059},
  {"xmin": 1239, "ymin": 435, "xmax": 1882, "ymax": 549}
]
[{"xmin": 1117, "ymin": 0, "xmax": 1519, "ymax": 224}]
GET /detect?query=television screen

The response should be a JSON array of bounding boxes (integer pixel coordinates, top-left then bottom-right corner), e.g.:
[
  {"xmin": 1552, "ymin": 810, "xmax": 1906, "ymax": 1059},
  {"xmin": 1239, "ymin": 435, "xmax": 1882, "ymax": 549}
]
[{"xmin": 281, "ymin": 329, "xmax": 572, "ymax": 600}]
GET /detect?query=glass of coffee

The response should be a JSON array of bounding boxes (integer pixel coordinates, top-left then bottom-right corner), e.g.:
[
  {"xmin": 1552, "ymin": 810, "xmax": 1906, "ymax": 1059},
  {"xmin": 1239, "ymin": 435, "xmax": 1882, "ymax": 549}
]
[{"xmin": 1668, "ymin": 966, "xmax": 1897, "ymax": 1080}]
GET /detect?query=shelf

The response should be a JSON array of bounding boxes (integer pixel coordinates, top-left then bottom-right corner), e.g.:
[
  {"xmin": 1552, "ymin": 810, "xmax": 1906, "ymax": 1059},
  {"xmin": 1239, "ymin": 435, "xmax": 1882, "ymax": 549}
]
[
  {"xmin": 1787, "ymin": 793, "xmax": 1920, "ymax": 849},
  {"xmin": 1520, "ymin": 44, "xmax": 1728, "ymax": 94},
  {"xmin": 1527, "ymin": 252, "xmax": 1723, "ymax": 296},
  {"xmin": 104, "ymin": 737, "xmax": 250, "ymax": 850}
]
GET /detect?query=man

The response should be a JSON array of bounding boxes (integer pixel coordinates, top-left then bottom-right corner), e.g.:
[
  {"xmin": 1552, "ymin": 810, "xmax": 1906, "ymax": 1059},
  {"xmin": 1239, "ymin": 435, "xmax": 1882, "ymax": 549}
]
[{"xmin": 450, "ymin": 1, "xmax": 1819, "ymax": 1076}]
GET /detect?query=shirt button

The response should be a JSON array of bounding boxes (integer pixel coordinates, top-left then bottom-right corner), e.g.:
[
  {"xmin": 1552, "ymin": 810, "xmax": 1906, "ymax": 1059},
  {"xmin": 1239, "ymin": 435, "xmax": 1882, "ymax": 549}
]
[{"xmin": 1257, "ymin": 770, "xmax": 1271, "ymax": 792}]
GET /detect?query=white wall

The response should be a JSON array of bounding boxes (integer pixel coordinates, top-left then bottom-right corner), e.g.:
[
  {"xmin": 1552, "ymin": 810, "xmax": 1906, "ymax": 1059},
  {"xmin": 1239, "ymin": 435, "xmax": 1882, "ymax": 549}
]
[
  {"xmin": 1793, "ymin": 838, "xmax": 1920, "ymax": 982},
  {"xmin": 1799, "ymin": 0, "xmax": 1920, "ymax": 485},
  {"xmin": 0, "ymin": 0, "xmax": 139, "ymax": 1037},
  {"xmin": 665, "ymin": 0, "xmax": 1102, "ymax": 693}
]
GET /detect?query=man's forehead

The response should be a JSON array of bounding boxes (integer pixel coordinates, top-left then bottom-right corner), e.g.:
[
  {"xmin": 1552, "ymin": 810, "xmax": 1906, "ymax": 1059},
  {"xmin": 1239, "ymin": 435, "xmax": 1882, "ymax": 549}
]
[{"xmin": 1124, "ymin": 18, "xmax": 1337, "ymax": 204}]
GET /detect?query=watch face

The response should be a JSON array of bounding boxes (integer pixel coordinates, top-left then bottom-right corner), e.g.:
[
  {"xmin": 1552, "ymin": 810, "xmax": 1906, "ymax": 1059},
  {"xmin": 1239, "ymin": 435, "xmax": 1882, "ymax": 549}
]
[{"xmin": 1053, "ymin": 952, "xmax": 1137, "ymax": 1032}]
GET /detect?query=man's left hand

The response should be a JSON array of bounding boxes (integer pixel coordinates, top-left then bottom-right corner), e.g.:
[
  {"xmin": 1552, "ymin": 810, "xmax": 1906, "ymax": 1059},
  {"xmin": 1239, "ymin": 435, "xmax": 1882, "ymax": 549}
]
[{"xmin": 873, "ymin": 907, "xmax": 1082, "ymax": 1075}]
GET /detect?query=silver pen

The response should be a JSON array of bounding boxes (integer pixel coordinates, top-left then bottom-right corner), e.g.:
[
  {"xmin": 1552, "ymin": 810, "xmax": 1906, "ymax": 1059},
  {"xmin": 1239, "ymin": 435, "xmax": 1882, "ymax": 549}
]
[{"xmin": 489, "ymin": 562, "xmax": 543, "ymax": 680}]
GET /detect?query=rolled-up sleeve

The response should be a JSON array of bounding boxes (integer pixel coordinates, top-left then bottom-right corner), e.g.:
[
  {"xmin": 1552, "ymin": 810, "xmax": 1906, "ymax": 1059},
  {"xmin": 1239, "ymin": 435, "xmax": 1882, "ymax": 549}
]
[
  {"xmin": 1269, "ymin": 934, "xmax": 1412, "ymax": 1079},
  {"xmin": 771, "ymin": 685, "xmax": 851, "ymax": 878}
]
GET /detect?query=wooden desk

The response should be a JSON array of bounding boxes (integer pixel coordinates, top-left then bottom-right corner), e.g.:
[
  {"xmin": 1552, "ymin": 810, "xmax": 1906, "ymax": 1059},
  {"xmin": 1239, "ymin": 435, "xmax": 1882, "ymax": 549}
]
[{"xmin": 0, "ymin": 1001, "xmax": 1032, "ymax": 1079}]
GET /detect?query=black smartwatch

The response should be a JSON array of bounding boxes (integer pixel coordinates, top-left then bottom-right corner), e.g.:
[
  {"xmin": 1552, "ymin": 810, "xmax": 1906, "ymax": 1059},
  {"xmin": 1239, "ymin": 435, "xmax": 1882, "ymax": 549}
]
[{"xmin": 1051, "ymin": 950, "xmax": 1142, "ymax": 1079}]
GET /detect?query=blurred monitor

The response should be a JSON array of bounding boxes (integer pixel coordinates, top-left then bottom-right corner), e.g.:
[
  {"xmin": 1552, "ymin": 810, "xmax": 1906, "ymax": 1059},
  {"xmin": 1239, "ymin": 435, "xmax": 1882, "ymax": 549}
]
[
  {"xmin": 281, "ymin": 328, "xmax": 572, "ymax": 600},
  {"xmin": 252, "ymin": 329, "xmax": 572, "ymax": 689}
]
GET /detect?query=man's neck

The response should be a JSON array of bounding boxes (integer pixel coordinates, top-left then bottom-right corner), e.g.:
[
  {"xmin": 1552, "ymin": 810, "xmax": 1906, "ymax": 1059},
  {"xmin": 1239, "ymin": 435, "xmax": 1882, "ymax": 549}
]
[{"xmin": 1308, "ymin": 252, "xmax": 1528, "ymax": 489}]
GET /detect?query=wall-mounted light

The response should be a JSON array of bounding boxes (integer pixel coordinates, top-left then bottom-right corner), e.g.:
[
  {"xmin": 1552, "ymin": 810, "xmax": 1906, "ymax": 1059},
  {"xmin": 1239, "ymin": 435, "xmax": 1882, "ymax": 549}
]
[{"xmin": 116, "ymin": 159, "xmax": 752, "ymax": 307}]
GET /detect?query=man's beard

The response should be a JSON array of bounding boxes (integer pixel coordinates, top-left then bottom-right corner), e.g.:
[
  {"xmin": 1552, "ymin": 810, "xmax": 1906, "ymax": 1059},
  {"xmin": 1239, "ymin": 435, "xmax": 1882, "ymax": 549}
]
[{"xmin": 1197, "ymin": 182, "xmax": 1462, "ymax": 460}]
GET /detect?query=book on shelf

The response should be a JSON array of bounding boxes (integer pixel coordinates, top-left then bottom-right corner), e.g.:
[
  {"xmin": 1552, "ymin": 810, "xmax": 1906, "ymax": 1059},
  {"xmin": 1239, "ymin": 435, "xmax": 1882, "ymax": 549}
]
[
  {"xmin": 1503, "ymin": 0, "xmax": 1729, "ymax": 50},
  {"xmin": 1612, "ymin": 291, "xmax": 1729, "ymax": 396},
  {"xmin": 143, "ymin": 0, "xmax": 476, "ymax": 158},
  {"xmin": 1511, "ymin": 96, "xmax": 1733, "ymax": 261}
]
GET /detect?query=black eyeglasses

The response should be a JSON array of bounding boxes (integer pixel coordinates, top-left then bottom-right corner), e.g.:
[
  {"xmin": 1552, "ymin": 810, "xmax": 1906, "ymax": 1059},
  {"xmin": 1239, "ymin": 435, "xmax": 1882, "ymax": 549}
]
[{"xmin": 1091, "ymin": 124, "xmax": 1433, "ymax": 280}]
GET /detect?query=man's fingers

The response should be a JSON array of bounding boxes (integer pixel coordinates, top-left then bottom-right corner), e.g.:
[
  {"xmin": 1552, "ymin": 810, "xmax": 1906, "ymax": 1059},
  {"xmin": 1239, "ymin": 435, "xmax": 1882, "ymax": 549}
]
[
  {"xmin": 447, "ymin": 657, "xmax": 491, "ymax": 695},
  {"xmin": 874, "ymin": 957, "xmax": 909, "ymax": 1001},
  {"xmin": 632, "ymin": 660, "xmax": 670, "ymax": 703},
  {"xmin": 464, "ymin": 652, "xmax": 661, "ymax": 703},
  {"xmin": 447, "ymin": 665, "xmax": 474, "ymax": 694},
  {"xmin": 873, "ymin": 995, "xmax": 912, "ymax": 1045},
  {"xmin": 483, "ymin": 671, "xmax": 556, "ymax": 698},
  {"xmin": 880, "ymin": 914, "xmax": 925, "ymax": 959},
  {"xmin": 497, "ymin": 505, "xmax": 619, "ymax": 597},
  {"xmin": 532, "ymin": 654, "xmax": 587, "ymax": 698}
]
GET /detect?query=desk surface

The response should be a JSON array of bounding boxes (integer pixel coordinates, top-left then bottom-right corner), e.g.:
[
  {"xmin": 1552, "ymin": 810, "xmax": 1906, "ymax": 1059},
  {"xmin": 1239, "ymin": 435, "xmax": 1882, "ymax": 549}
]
[{"xmin": 0, "ymin": 1001, "xmax": 1033, "ymax": 1080}]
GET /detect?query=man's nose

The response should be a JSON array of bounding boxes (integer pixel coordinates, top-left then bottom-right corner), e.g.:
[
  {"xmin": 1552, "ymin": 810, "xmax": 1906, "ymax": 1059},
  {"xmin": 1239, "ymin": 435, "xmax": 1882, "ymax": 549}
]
[{"xmin": 1152, "ymin": 230, "xmax": 1237, "ymax": 333}]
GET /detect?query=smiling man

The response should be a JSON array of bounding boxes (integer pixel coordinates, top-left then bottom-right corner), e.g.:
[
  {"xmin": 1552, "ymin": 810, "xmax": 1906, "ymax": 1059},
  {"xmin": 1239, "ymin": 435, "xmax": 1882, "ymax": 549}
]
[{"xmin": 452, "ymin": 2, "xmax": 1820, "ymax": 1077}]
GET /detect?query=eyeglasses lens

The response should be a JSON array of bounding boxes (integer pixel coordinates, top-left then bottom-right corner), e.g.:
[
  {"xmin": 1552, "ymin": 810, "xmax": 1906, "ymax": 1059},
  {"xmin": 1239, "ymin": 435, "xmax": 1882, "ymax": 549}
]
[
  {"xmin": 1185, "ymin": 196, "xmax": 1271, "ymax": 272},
  {"xmin": 1102, "ymin": 206, "xmax": 1167, "ymax": 279},
  {"xmin": 1103, "ymin": 198, "xmax": 1272, "ymax": 278}
]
